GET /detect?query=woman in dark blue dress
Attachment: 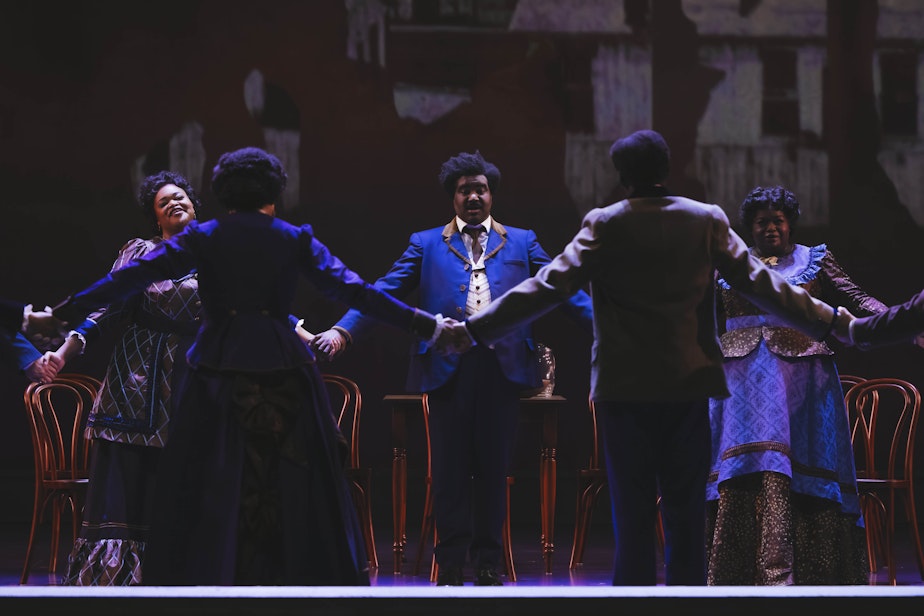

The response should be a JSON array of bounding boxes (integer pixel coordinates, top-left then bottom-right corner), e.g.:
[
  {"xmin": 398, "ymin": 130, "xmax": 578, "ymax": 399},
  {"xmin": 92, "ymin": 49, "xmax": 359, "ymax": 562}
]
[{"xmin": 54, "ymin": 147, "xmax": 442, "ymax": 585}]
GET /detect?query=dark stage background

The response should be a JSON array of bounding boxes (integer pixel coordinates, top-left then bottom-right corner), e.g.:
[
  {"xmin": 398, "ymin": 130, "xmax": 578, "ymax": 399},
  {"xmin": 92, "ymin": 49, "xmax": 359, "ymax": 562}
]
[{"xmin": 0, "ymin": 0, "xmax": 922, "ymax": 535}]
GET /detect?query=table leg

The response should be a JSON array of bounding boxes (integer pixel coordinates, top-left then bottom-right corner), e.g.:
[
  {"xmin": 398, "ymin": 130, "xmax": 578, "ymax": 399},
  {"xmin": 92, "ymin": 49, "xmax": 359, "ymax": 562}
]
[
  {"xmin": 392, "ymin": 408, "xmax": 408, "ymax": 574},
  {"xmin": 540, "ymin": 405, "xmax": 558, "ymax": 574}
]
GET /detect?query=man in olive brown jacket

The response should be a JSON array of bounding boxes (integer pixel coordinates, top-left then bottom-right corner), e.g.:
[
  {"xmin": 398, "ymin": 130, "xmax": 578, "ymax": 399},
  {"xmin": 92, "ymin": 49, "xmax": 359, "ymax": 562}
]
[{"xmin": 440, "ymin": 130, "xmax": 849, "ymax": 586}]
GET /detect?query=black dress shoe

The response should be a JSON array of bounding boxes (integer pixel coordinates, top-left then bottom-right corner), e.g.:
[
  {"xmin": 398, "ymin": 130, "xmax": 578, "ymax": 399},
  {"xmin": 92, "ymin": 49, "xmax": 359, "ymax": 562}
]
[
  {"xmin": 436, "ymin": 565, "xmax": 464, "ymax": 586},
  {"xmin": 474, "ymin": 567, "xmax": 503, "ymax": 586}
]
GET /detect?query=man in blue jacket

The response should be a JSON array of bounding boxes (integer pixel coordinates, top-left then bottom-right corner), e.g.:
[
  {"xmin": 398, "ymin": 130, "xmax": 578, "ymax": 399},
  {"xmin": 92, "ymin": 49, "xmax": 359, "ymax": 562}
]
[{"xmin": 313, "ymin": 151, "xmax": 594, "ymax": 586}]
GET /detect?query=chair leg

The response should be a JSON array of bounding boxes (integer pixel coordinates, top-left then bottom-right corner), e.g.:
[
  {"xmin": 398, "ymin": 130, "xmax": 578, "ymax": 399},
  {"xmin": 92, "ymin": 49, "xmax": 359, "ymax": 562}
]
[
  {"xmin": 49, "ymin": 497, "xmax": 63, "ymax": 576},
  {"xmin": 19, "ymin": 491, "xmax": 44, "ymax": 585},
  {"xmin": 569, "ymin": 478, "xmax": 605, "ymax": 569},
  {"xmin": 886, "ymin": 491, "xmax": 897, "ymax": 585},
  {"xmin": 861, "ymin": 494, "xmax": 883, "ymax": 574},
  {"xmin": 569, "ymin": 480, "xmax": 591, "ymax": 569},
  {"xmin": 71, "ymin": 496, "xmax": 82, "ymax": 551},
  {"xmin": 429, "ymin": 528, "xmax": 439, "ymax": 583},
  {"xmin": 503, "ymin": 476, "xmax": 516, "ymax": 582},
  {"xmin": 350, "ymin": 479, "xmax": 378, "ymax": 569},
  {"xmin": 361, "ymin": 497, "xmax": 379, "ymax": 570},
  {"xmin": 414, "ymin": 478, "xmax": 434, "ymax": 577},
  {"xmin": 902, "ymin": 488, "xmax": 924, "ymax": 580},
  {"xmin": 655, "ymin": 495, "xmax": 665, "ymax": 555}
]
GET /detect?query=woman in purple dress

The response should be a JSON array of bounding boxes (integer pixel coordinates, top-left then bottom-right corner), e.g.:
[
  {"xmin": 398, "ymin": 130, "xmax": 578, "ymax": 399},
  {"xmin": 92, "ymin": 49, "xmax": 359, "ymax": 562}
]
[{"xmin": 707, "ymin": 185, "xmax": 885, "ymax": 585}]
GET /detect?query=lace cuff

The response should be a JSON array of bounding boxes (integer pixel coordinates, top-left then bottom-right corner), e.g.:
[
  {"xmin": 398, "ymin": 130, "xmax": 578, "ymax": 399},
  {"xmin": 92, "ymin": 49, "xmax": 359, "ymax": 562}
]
[
  {"xmin": 21, "ymin": 304, "xmax": 31, "ymax": 335},
  {"xmin": 425, "ymin": 313, "xmax": 445, "ymax": 348},
  {"xmin": 68, "ymin": 331, "xmax": 88, "ymax": 355}
]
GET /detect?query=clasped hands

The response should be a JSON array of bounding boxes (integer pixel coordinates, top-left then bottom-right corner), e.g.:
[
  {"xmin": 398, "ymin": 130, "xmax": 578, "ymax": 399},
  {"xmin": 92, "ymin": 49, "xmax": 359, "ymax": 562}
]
[
  {"xmin": 24, "ymin": 353, "xmax": 65, "ymax": 384},
  {"xmin": 432, "ymin": 316, "xmax": 475, "ymax": 356},
  {"xmin": 307, "ymin": 315, "xmax": 476, "ymax": 361},
  {"xmin": 832, "ymin": 306, "xmax": 924, "ymax": 350},
  {"xmin": 830, "ymin": 306, "xmax": 855, "ymax": 346}
]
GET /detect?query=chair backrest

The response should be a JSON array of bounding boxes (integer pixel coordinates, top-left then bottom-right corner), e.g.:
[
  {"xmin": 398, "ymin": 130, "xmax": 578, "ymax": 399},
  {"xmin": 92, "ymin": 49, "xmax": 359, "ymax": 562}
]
[
  {"xmin": 839, "ymin": 373, "xmax": 866, "ymax": 397},
  {"xmin": 844, "ymin": 377, "xmax": 921, "ymax": 482},
  {"xmin": 321, "ymin": 374, "xmax": 363, "ymax": 469},
  {"xmin": 23, "ymin": 373, "xmax": 101, "ymax": 484}
]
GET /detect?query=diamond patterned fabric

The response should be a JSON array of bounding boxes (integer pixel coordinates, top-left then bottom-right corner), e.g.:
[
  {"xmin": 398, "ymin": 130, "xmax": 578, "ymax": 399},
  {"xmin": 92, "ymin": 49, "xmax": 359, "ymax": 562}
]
[
  {"xmin": 87, "ymin": 237, "xmax": 200, "ymax": 447},
  {"xmin": 64, "ymin": 236, "xmax": 202, "ymax": 586}
]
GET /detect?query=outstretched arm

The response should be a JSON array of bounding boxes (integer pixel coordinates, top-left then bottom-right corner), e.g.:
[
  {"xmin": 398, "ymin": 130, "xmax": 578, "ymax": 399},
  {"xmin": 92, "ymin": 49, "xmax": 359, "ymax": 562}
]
[{"xmin": 848, "ymin": 289, "xmax": 924, "ymax": 350}]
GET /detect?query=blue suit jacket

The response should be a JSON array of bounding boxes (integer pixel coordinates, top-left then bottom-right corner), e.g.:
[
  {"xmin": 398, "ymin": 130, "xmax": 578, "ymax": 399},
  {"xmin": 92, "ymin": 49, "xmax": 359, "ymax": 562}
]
[
  {"xmin": 0, "ymin": 332, "xmax": 41, "ymax": 372},
  {"xmin": 336, "ymin": 219, "xmax": 594, "ymax": 392}
]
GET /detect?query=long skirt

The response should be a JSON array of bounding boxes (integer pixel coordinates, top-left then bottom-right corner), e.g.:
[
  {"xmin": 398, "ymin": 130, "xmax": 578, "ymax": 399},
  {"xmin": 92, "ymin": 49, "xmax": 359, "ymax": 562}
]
[
  {"xmin": 706, "ymin": 344, "xmax": 867, "ymax": 584},
  {"xmin": 143, "ymin": 363, "xmax": 369, "ymax": 586},
  {"xmin": 63, "ymin": 440, "xmax": 158, "ymax": 585}
]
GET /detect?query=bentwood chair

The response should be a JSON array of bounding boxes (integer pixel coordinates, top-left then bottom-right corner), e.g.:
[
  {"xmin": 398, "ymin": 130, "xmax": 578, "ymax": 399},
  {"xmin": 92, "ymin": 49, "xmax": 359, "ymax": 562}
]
[
  {"xmin": 844, "ymin": 377, "xmax": 924, "ymax": 585},
  {"xmin": 322, "ymin": 373, "xmax": 378, "ymax": 569},
  {"xmin": 21, "ymin": 373, "xmax": 100, "ymax": 585},
  {"xmin": 412, "ymin": 393, "xmax": 517, "ymax": 582},
  {"xmin": 840, "ymin": 374, "xmax": 867, "ymax": 396},
  {"xmin": 569, "ymin": 397, "xmax": 664, "ymax": 569}
]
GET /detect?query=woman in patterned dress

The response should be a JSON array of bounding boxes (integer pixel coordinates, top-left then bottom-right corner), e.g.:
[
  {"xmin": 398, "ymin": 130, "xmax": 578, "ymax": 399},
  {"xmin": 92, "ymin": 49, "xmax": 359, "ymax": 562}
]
[
  {"xmin": 50, "ymin": 171, "xmax": 203, "ymax": 585},
  {"xmin": 706, "ymin": 185, "xmax": 885, "ymax": 585}
]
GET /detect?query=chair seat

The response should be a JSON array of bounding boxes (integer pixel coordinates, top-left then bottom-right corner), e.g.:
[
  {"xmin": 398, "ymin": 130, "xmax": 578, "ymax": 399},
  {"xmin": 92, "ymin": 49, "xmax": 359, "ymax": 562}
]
[{"xmin": 42, "ymin": 478, "xmax": 89, "ymax": 489}]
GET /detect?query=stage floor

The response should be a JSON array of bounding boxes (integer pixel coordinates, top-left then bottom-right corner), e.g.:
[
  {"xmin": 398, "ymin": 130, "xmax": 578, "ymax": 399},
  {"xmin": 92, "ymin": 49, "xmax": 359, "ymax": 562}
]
[
  {"xmin": 2, "ymin": 516, "xmax": 923, "ymax": 615},
  {"xmin": 1, "ymin": 475, "xmax": 923, "ymax": 616}
]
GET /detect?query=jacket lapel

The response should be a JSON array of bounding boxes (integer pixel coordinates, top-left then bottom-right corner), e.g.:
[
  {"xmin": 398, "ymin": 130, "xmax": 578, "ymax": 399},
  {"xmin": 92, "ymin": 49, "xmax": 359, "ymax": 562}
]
[
  {"xmin": 442, "ymin": 221, "xmax": 469, "ymax": 265},
  {"xmin": 483, "ymin": 220, "xmax": 507, "ymax": 261},
  {"xmin": 441, "ymin": 219, "xmax": 508, "ymax": 266}
]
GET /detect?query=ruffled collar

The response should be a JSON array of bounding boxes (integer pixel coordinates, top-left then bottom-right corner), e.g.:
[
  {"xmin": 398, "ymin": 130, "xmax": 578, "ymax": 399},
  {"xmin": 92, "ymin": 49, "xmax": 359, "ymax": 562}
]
[{"xmin": 718, "ymin": 243, "xmax": 826, "ymax": 289}]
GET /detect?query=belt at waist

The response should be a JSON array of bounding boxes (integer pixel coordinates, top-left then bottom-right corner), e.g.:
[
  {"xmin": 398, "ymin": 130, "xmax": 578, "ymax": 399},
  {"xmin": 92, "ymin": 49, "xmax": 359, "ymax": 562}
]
[
  {"xmin": 725, "ymin": 314, "xmax": 791, "ymax": 331},
  {"xmin": 219, "ymin": 307, "xmax": 288, "ymax": 320},
  {"xmin": 135, "ymin": 310, "xmax": 200, "ymax": 336}
]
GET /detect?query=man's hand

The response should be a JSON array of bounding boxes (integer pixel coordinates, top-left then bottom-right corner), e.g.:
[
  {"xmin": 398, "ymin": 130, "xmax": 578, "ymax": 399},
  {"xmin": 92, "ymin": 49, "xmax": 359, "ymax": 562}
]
[
  {"xmin": 24, "ymin": 305, "xmax": 66, "ymax": 351},
  {"xmin": 311, "ymin": 328, "xmax": 348, "ymax": 360},
  {"xmin": 435, "ymin": 319, "xmax": 475, "ymax": 356},
  {"xmin": 831, "ymin": 306, "xmax": 856, "ymax": 346}
]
